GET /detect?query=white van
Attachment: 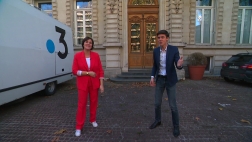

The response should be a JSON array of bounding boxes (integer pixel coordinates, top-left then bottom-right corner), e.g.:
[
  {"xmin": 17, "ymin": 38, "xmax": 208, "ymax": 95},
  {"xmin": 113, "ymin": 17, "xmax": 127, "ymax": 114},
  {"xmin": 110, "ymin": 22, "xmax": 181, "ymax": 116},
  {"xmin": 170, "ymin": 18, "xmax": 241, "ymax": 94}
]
[{"xmin": 0, "ymin": 0, "xmax": 74, "ymax": 105}]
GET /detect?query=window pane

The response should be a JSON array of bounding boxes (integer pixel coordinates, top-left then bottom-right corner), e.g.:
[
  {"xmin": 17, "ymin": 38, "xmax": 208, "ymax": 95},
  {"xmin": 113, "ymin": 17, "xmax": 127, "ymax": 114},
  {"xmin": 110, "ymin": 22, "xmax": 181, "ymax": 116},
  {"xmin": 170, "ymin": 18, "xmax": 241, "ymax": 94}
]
[
  {"xmin": 86, "ymin": 33, "xmax": 92, "ymax": 37},
  {"xmin": 39, "ymin": 3, "xmax": 52, "ymax": 10},
  {"xmin": 203, "ymin": 9, "xmax": 211, "ymax": 43},
  {"xmin": 78, "ymin": 38, "xmax": 82, "ymax": 45},
  {"xmin": 86, "ymin": 27, "xmax": 92, "ymax": 32},
  {"xmin": 85, "ymin": 11, "xmax": 92, "ymax": 38},
  {"xmin": 228, "ymin": 55, "xmax": 252, "ymax": 62},
  {"xmin": 236, "ymin": 10, "xmax": 242, "ymax": 43},
  {"xmin": 78, "ymin": 27, "xmax": 83, "ymax": 31},
  {"xmin": 196, "ymin": 0, "xmax": 212, "ymax": 6},
  {"xmin": 75, "ymin": 1, "xmax": 93, "ymax": 45},
  {"xmin": 195, "ymin": 9, "xmax": 202, "ymax": 43},
  {"xmin": 146, "ymin": 23, "xmax": 157, "ymax": 52},
  {"xmin": 85, "ymin": 21, "xmax": 92, "ymax": 25},
  {"xmin": 239, "ymin": 0, "xmax": 252, "ymax": 6},
  {"xmin": 76, "ymin": 0, "xmax": 92, "ymax": 9},
  {"xmin": 48, "ymin": 13, "xmax": 52, "ymax": 17},
  {"xmin": 130, "ymin": 23, "xmax": 141, "ymax": 53},
  {"xmin": 85, "ymin": 11, "xmax": 92, "ymax": 20},
  {"xmin": 243, "ymin": 56, "xmax": 252, "ymax": 62},
  {"xmin": 243, "ymin": 9, "xmax": 252, "ymax": 43},
  {"xmin": 205, "ymin": 57, "xmax": 210, "ymax": 71}
]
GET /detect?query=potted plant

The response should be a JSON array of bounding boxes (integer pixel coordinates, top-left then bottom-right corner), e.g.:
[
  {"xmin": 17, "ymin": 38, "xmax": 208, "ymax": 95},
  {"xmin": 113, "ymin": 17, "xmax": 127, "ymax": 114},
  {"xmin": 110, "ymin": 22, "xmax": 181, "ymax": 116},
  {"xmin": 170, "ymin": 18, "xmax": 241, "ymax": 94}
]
[{"xmin": 187, "ymin": 52, "xmax": 207, "ymax": 80}]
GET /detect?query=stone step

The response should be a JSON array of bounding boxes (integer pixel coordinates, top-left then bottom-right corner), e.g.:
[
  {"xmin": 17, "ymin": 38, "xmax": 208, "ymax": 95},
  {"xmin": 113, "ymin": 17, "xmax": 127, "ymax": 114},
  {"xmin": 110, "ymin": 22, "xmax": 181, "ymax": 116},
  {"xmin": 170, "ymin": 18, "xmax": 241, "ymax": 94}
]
[
  {"xmin": 109, "ymin": 69, "xmax": 152, "ymax": 82},
  {"xmin": 121, "ymin": 72, "xmax": 151, "ymax": 76},
  {"xmin": 117, "ymin": 74, "xmax": 150, "ymax": 79},
  {"xmin": 128, "ymin": 69, "xmax": 152, "ymax": 72},
  {"xmin": 122, "ymin": 69, "xmax": 152, "ymax": 75},
  {"xmin": 109, "ymin": 78, "xmax": 149, "ymax": 83}
]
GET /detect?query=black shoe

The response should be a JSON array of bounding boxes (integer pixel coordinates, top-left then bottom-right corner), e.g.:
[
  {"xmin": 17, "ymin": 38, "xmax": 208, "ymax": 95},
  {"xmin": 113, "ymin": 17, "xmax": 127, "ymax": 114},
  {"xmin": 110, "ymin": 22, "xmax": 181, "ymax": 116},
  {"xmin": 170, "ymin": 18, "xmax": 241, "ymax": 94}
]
[
  {"xmin": 149, "ymin": 121, "xmax": 161, "ymax": 129},
  {"xmin": 173, "ymin": 126, "xmax": 180, "ymax": 137}
]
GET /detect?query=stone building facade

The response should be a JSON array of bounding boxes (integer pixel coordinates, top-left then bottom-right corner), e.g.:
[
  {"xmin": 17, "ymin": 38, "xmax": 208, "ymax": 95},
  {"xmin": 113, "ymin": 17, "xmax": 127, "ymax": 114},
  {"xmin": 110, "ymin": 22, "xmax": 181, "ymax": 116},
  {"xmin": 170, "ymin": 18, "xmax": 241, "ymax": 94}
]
[{"xmin": 23, "ymin": 0, "xmax": 252, "ymax": 78}]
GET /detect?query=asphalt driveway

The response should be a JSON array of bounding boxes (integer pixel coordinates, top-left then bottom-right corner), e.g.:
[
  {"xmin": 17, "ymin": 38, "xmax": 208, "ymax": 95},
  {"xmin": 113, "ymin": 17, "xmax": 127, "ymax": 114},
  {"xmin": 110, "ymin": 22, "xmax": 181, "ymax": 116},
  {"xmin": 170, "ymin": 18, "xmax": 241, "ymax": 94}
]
[{"xmin": 0, "ymin": 77, "xmax": 251, "ymax": 142}]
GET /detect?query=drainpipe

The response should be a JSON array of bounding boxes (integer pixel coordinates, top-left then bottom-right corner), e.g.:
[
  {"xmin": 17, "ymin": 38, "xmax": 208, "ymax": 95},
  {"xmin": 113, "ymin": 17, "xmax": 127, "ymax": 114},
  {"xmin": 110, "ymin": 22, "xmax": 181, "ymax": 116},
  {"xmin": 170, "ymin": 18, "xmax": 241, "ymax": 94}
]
[{"xmin": 212, "ymin": 0, "xmax": 217, "ymax": 45}]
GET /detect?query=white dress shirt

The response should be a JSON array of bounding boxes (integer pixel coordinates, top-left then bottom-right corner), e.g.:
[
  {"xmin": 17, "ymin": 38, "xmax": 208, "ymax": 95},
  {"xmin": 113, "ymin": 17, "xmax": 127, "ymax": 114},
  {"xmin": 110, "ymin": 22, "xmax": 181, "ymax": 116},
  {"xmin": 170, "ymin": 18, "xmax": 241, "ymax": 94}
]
[
  {"xmin": 76, "ymin": 58, "xmax": 104, "ymax": 79},
  {"xmin": 151, "ymin": 46, "xmax": 167, "ymax": 78},
  {"xmin": 159, "ymin": 47, "xmax": 167, "ymax": 76},
  {"xmin": 77, "ymin": 58, "xmax": 90, "ymax": 76}
]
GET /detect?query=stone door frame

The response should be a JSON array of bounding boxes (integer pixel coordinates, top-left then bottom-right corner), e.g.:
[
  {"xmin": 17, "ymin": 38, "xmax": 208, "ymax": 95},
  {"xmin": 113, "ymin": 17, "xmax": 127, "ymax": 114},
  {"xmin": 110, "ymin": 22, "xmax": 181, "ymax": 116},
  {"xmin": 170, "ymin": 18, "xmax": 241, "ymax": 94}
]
[{"xmin": 121, "ymin": 0, "xmax": 166, "ymax": 72}]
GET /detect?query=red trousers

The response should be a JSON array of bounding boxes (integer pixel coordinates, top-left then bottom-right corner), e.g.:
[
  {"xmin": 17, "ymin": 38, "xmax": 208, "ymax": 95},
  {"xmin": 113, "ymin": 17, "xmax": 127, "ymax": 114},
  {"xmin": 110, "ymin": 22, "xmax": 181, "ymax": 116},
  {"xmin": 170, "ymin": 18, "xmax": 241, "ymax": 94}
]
[{"xmin": 76, "ymin": 81, "xmax": 98, "ymax": 130}]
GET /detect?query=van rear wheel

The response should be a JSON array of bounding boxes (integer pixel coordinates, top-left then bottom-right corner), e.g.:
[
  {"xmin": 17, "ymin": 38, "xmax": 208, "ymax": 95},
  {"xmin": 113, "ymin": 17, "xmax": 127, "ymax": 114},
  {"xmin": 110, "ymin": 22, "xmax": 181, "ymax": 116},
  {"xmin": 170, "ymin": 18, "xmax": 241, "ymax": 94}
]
[{"xmin": 44, "ymin": 81, "xmax": 57, "ymax": 96}]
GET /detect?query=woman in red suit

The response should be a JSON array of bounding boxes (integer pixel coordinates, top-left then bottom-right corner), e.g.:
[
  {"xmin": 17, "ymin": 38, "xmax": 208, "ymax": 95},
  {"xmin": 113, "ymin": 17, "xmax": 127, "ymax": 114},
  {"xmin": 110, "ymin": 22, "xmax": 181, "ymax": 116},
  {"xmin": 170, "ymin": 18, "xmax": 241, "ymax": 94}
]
[{"xmin": 72, "ymin": 37, "xmax": 104, "ymax": 137}]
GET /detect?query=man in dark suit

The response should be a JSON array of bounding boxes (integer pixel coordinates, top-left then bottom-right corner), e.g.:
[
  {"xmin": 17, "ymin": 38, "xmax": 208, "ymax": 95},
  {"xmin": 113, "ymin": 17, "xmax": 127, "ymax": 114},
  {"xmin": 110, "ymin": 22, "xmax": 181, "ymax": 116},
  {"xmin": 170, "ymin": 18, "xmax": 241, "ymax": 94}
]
[{"xmin": 149, "ymin": 30, "xmax": 183, "ymax": 137}]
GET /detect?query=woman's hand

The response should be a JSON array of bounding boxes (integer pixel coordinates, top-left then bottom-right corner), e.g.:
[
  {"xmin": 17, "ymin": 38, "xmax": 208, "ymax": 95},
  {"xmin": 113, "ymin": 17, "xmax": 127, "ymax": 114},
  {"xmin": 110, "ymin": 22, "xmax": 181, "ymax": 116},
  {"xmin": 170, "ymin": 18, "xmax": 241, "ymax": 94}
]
[
  {"xmin": 99, "ymin": 85, "xmax": 104, "ymax": 93},
  {"xmin": 88, "ymin": 71, "xmax": 96, "ymax": 77}
]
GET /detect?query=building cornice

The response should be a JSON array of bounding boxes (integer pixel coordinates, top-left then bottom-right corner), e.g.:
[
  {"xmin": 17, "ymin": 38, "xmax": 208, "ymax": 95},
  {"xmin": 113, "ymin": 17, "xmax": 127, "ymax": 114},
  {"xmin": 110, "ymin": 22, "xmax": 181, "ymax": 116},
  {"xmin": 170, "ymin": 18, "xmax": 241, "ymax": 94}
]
[
  {"xmin": 185, "ymin": 45, "xmax": 252, "ymax": 49},
  {"xmin": 103, "ymin": 43, "xmax": 122, "ymax": 47}
]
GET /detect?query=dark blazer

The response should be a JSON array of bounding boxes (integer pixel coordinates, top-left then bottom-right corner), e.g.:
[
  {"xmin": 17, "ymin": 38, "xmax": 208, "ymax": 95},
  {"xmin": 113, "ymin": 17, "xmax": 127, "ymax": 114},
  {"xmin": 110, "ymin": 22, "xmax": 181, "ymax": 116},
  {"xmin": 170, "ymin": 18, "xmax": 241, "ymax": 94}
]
[
  {"xmin": 151, "ymin": 44, "xmax": 183, "ymax": 87},
  {"xmin": 72, "ymin": 51, "xmax": 104, "ymax": 91}
]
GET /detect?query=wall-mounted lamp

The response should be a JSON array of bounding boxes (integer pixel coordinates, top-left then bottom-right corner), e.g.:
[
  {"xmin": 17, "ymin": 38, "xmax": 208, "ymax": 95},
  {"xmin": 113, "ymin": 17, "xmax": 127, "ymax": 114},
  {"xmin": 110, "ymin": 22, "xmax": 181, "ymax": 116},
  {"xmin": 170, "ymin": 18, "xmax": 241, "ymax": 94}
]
[{"xmin": 108, "ymin": 0, "xmax": 117, "ymax": 13}]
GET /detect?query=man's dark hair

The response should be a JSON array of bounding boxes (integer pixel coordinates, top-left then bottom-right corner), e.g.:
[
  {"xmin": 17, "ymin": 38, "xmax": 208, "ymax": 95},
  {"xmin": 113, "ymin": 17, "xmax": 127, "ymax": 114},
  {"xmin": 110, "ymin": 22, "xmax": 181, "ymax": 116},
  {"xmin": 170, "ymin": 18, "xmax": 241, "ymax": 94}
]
[
  {"xmin": 81, "ymin": 37, "xmax": 94, "ymax": 50},
  {"xmin": 157, "ymin": 30, "xmax": 169, "ymax": 37}
]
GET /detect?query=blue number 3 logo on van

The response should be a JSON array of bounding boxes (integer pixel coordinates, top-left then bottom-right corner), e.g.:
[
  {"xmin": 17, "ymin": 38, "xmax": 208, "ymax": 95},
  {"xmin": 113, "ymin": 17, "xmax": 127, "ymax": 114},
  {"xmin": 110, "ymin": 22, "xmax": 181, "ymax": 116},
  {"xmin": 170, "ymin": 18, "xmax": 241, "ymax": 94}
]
[{"xmin": 46, "ymin": 26, "xmax": 68, "ymax": 59}]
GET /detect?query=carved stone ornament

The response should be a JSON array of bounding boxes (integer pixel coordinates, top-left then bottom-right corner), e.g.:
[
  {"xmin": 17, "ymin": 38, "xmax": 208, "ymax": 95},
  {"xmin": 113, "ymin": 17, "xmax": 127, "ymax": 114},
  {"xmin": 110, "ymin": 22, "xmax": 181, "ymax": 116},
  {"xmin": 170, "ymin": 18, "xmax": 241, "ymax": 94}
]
[
  {"xmin": 129, "ymin": 16, "xmax": 142, "ymax": 22},
  {"xmin": 130, "ymin": 0, "xmax": 156, "ymax": 5},
  {"xmin": 172, "ymin": 0, "xmax": 182, "ymax": 14},
  {"xmin": 145, "ymin": 16, "xmax": 157, "ymax": 22},
  {"xmin": 108, "ymin": 0, "xmax": 117, "ymax": 13}
]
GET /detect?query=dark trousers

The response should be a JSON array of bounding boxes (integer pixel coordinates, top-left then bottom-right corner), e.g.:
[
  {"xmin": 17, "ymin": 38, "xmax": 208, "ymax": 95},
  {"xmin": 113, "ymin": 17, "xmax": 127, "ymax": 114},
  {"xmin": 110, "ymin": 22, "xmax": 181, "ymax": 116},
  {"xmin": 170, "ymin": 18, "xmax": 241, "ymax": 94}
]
[{"xmin": 154, "ymin": 76, "xmax": 179, "ymax": 127}]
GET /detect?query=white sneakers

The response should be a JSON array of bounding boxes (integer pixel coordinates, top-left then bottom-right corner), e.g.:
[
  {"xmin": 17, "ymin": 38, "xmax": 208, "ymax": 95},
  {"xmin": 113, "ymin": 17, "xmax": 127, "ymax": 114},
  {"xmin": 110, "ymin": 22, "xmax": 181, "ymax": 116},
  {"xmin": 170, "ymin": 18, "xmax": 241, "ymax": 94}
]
[
  {"xmin": 75, "ymin": 122, "xmax": 98, "ymax": 136},
  {"xmin": 91, "ymin": 121, "xmax": 98, "ymax": 127},
  {"xmin": 75, "ymin": 130, "xmax": 81, "ymax": 137}
]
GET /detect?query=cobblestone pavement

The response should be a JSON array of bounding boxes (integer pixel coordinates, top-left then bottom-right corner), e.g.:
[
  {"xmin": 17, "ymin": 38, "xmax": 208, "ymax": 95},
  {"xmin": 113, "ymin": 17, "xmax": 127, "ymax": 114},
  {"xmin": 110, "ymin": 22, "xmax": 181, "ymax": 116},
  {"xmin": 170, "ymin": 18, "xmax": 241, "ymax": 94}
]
[{"xmin": 0, "ymin": 77, "xmax": 252, "ymax": 142}]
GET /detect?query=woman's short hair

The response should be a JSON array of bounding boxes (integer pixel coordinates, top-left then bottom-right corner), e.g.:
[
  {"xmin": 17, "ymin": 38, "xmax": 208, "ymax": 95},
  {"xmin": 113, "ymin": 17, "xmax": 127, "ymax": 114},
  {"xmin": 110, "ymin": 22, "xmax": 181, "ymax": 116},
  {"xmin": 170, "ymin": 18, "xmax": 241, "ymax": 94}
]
[
  {"xmin": 156, "ymin": 30, "xmax": 169, "ymax": 37},
  {"xmin": 81, "ymin": 37, "xmax": 94, "ymax": 50}
]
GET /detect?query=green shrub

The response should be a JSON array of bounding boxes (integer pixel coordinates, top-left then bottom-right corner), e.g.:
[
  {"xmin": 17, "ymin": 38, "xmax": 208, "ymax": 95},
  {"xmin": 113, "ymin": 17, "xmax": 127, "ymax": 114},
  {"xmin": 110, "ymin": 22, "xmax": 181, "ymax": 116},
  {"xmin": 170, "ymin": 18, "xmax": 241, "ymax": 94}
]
[{"xmin": 187, "ymin": 52, "xmax": 207, "ymax": 66}]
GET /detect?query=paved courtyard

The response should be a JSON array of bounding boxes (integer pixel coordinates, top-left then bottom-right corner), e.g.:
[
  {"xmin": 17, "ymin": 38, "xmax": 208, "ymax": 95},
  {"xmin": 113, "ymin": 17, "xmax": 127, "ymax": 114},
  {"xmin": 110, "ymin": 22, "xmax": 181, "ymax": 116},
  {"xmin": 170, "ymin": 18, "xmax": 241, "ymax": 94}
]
[{"xmin": 0, "ymin": 77, "xmax": 251, "ymax": 142}]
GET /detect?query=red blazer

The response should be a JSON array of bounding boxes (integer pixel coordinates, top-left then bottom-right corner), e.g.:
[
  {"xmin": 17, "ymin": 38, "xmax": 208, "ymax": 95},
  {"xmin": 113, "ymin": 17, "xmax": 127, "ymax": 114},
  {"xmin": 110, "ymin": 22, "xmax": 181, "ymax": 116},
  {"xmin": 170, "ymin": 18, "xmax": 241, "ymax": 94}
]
[{"xmin": 72, "ymin": 51, "xmax": 104, "ymax": 91}]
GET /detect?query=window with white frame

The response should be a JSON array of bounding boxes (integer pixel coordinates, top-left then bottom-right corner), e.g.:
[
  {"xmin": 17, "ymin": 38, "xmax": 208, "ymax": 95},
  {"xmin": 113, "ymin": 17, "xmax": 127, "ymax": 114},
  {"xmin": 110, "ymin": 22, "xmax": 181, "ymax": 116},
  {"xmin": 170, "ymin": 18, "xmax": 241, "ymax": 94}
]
[
  {"xmin": 195, "ymin": 0, "xmax": 213, "ymax": 44},
  {"xmin": 38, "ymin": 2, "xmax": 52, "ymax": 17},
  {"xmin": 74, "ymin": 0, "xmax": 92, "ymax": 45},
  {"xmin": 236, "ymin": 0, "xmax": 252, "ymax": 44}
]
